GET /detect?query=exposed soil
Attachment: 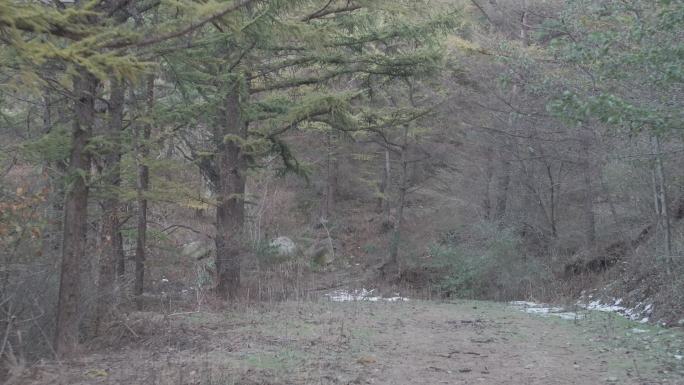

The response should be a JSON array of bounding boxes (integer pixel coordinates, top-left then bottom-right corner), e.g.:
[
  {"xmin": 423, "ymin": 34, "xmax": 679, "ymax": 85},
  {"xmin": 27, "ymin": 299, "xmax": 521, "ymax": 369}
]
[{"xmin": 8, "ymin": 300, "xmax": 684, "ymax": 385}]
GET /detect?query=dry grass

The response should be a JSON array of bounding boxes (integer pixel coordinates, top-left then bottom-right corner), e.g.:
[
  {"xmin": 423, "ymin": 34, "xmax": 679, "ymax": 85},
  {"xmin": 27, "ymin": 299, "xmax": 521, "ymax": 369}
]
[{"xmin": 6, "ymin": 299, "xmax": 684, "ymax": 385}]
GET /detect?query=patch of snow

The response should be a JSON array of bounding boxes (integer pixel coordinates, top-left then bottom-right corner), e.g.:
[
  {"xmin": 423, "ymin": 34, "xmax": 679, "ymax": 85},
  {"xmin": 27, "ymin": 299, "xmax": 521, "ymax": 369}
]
[
  {"xmin": 384, "ymin": 296, "xmax": 410, "ymax": 302},
  {"xmin": 585, "ymin": 300, "xmax": 626, "ymax": 313},
  {"xmin": 556, "ymin": 312, "xmax": 584, "ymax": 320},
  {"xmin": 525, "ymin": 306, "xmax": 564, "ymax": 314},
  {"xmin": 630, "ymin": 328, "xmax": 649, "ymax": 333},
  {"xmin": 509, "ymin": 301, "xmax": 584, "ymax": 320},
  {"xmin": 674, "ymin": 355, "xmax": 683, "ymax": 360},
  {"xmin": 161, "ymin": 278, "xmax": 169, "ymax": 283},
  {"xmin": 510, "ymin": 301, "xmax": 539, "ymax": 307},
  {"xmin": 576, "ymin": 298, "xmax": 654, "ymax": 323},
  {"xmin": 325, "ymin": 289, "xmax": 409, "ymax": 302}
]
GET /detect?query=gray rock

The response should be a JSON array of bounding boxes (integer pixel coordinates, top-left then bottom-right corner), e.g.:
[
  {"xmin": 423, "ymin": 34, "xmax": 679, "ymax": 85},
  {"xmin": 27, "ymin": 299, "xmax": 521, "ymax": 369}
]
[
  {"xmin": 181, "ymin": 240, "xmax": 214, "ymax": 260},
  {"xmin": 270, "ymin": 236, "xmax": 296, "ymax": 256}
]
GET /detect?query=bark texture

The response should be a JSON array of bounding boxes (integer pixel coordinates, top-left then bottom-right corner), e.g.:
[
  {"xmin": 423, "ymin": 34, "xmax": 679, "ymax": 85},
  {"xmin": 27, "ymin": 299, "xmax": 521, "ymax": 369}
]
[
  {"xmin": 55, "ymin": 71, "xmax": 97, "ymax": 356},
  {"xmin": 214, "ymin": 80, "xmax": 246, "ymax": 300},
  {"xmin": 133, "ymin": 75, "xmax": 153, "ymax": 307},
  {"xmin": 94, "ymin": 78, "xmax": 125, "ymax": 334}
]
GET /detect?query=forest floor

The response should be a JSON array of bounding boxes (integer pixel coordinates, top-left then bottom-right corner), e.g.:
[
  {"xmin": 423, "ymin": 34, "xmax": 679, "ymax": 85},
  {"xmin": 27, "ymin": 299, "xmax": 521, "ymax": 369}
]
[{"xmin": 10, "ymin": 299, "xmax": 684, "ymax": 385}]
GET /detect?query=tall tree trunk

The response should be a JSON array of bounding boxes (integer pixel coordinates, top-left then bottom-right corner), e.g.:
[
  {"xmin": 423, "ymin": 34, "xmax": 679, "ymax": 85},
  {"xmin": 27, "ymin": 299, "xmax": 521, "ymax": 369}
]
[
  {"xmin": 320, "ymin": 130, "xmax": 337, "ymax": 222},
  {"xmin": 387, "ymin": 125, "xmax": 409, "ymax": 271},
  {"xmin": 379, "ymin": 148, "xmax": 392, "ymax": 224},
  {"xmin": 520, "ymin": 7, "xmax": 529, "ymax": 46},
  {"xmin": 545, "ymin": 163, "xmax": 558, "ymax": 238},
  {"xmin": 495, "ymin": 85, "xmax": 518, "ymax": 228},
  {"xmin": 581, "ymin": 134, "xmax": 596, "ymax": 248},
  {"xmin": 116, "ymin": 226, "xmax": 125, "ymax": 278},
  {"xmin": 214, "ymin": 80, "xmax": 246, "ymax": 300},
  {"xmin": 41, "ymin": 89, "xmax": 65, "ymax": 260},
  {"xmin": 54, "ymin": 71, "xmax": 97, "ymax": 356},
  {"xmin": 494, "ymin": 150, "xmax": 511, "ymax": 227},
  {"xmin": 383, "ymin": 148, "xmax": 392, "ymax": 226},
  {"xmin": 94, "ymin": 78, "xmax": 125, "ymax": 334},
  {"xmin": 482, "ymin": 149, "xmax": 493, "ymax": 220},
  {"xmin": 133, "ymin": 75, "xmax": 153, "ymax": 307},
  {"xmin": 651, "ymin": 135, "xmax": 673, "ymax": 263}
]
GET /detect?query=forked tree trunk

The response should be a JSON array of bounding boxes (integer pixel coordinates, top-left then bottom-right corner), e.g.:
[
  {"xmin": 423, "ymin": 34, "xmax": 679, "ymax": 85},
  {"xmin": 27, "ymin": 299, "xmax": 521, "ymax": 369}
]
[
  {"xmin": 55, "ymin": 71, "xmax": 97, "ymax": 356},
  {"xmin": 94, "ymin": 78, "xmax": 125, "ymax": 334},
  {"xmin": 133, "ymin": 75, "xmax": 153, "ymax": 308},
  {"xmin": 214, "ymin": 80, "xmax": 246, "ymax": 300}
]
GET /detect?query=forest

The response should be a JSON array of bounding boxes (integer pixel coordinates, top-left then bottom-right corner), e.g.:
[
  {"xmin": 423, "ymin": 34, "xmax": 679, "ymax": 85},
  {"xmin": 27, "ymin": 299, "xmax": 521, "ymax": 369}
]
[{"xmin": 0, "ymin": 0, "xmax": 683, "ymax": 383}]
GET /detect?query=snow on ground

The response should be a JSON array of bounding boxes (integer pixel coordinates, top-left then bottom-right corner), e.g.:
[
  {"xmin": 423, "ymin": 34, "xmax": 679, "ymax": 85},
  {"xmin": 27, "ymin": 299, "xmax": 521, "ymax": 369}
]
[
  {"xmin": 509, "ymin": 301, "xmax": 584, "ymax": 320},
  {"xmin": 510, "ymin": 297, "xmax": 655, "ymax": 323},
  {"xmin": 582, "ymin": 297, "xmax": 653, "ymax": 323},
  {"xmin": 325, "ymin": 288, "xmax": 409, "ymax": 302}
]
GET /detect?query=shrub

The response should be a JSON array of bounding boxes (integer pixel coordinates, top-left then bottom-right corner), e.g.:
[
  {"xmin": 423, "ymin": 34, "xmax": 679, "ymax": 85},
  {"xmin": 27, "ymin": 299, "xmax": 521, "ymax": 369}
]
[{"xmin": 428, "ymin": 222, "xmax": 552, "ymax": 300}]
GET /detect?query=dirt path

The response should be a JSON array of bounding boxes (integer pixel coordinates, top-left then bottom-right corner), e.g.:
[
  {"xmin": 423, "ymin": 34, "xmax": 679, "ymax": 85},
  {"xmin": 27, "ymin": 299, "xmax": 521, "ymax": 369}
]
[{"xmin": 10, "ymin": 300, "xmax": 684, "ymax": 384}]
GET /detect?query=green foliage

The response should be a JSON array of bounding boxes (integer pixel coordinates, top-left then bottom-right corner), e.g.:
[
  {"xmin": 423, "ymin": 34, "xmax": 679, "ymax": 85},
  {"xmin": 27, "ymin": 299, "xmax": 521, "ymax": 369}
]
[
  {"xmin": 429, "ymin": 222, "xmax": 552, "ymax": 300},
  {"xmin": 253, "ymin": 239, "xmax": 292, "ymax": 268},
  {"xmin": 0, "ymin": 185, "xmax": 47, "ymax": 272},
  {"xmin": 20, "ymin": 125, "xmax": 70, "ymax": 163},
  {"xmin": 157, "ymin": 0, "xmax": 460, "ymax": 179},
  {"xmin": 545, "ymin": 0, "xmax": 683, "ymax": 134}
]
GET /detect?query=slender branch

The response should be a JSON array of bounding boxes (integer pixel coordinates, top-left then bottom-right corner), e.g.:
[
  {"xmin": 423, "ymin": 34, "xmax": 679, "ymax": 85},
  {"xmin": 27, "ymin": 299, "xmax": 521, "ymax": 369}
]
[
  {"xmin": 302, "ymin": 3, "xmax": 362, "ymax": 22},
  {"xmin": 469, "ymin": 0, "xmax": 494, "ymax": 25}
]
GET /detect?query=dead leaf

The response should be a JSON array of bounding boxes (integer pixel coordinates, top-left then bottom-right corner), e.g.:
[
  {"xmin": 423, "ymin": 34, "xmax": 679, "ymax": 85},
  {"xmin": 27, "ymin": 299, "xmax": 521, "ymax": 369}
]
[
  {"xmin": 357, "ymin": 356, "xmax": 377, "ymax": 365},
  {"xmin": 85, "ymin": 369, "xmax": 108, "ymax": 378}
]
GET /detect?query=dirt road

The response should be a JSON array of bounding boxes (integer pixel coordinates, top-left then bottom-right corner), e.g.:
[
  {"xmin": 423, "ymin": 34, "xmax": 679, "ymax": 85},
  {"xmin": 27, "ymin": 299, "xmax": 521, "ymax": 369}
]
[{"xmin": 11, "ymin": 300, "xmax": 684, "ymax": 384}]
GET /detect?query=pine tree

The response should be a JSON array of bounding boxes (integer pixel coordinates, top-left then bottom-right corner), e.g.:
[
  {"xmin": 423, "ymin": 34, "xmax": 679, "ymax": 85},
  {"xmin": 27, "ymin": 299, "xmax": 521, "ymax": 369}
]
[{"xmin": 161, "ymin": 0, "xmax": 457, "ymax": 298}]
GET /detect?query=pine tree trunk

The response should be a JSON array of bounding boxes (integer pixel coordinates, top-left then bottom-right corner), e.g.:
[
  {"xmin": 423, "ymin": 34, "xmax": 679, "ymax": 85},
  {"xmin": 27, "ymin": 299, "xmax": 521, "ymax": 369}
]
[
  {"xmin": 55, "ymin": 71, "xmax": 97, "ymax": 356},
  {"xmin": 133, "ymin": 75, "xmax": 153, "ymax": 307},
  {"xmin": 94, "ymin": 78, "xmax": 125, "ymax": 334},
  {"xmin": 214, "ymin": 80, "xmax": 246, "ymax": 300}
]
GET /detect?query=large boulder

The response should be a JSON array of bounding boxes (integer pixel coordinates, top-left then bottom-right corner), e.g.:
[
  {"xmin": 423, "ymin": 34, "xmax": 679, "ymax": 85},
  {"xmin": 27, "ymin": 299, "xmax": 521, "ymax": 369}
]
[
  {"xmin": 270, "ymin": 236, "xmax": 296, "ymax": 256},
  {"xmin": 181, "ymin": 240, "xmax": 214, "ymax": 260}
]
